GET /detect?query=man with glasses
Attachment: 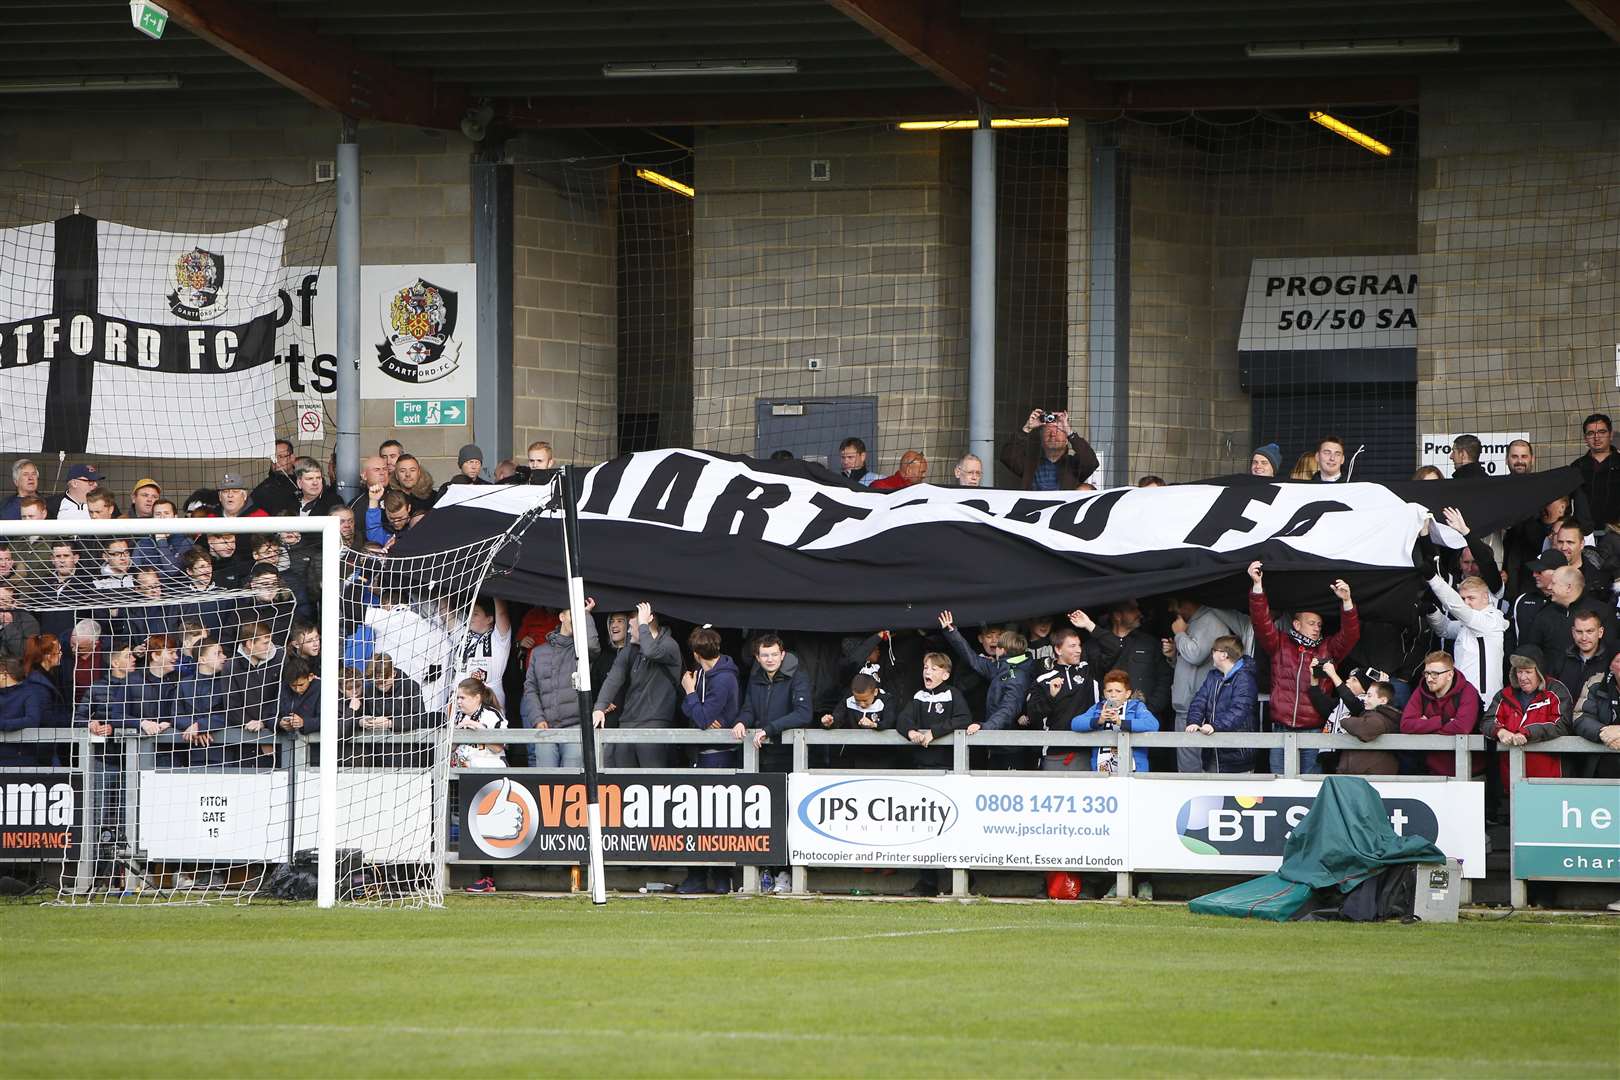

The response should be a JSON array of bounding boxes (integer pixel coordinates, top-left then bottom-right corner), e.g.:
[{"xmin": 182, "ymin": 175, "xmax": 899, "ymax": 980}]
[
  {"xmin": 1400, "ymin": 651, "xmax": 1483, "ymax": 776},
  {"xmin": 1573, "ymin": 413, "xmax": 1614, "ymax": 535}
]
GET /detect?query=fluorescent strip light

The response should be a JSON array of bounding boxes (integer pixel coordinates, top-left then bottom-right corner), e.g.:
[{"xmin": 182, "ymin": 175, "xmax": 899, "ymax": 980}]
[
  {"xmin": 896, "ymin": 117, "xmax": 1069, "ymax": 132},
  {"xmin": 603, "ymin": 60, "xmax": 798, "ymax": 78},
  {"xmin": 1309, "ymin": 112, "xmax": 1392, "ymax": 157},
  {"xmin": 0, "ymin": 75, "xmax": 181, "ymax": 94},
  {"xmin": 1246, "ymin": 38, "xmax": 1459, "ymax": 59},
  {"xmin": 636, "ymin": 168, "xmax": 695, "ymax": 198}
]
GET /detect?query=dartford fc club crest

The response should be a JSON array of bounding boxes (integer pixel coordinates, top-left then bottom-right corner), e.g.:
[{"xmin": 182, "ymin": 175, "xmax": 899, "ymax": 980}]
[
  {"xmin": 167, "ymin": 247, "xmax": 227, "ymax": 321},
  {"xmin": 376, "ymin": 278, "xmax": 460, "ymax": 384}
]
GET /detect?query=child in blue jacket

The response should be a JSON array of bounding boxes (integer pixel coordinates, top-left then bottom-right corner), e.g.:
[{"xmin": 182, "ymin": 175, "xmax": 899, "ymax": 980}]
[
  {"xmin": 1071, "ymin": 668, "xmax": 1159, "ymax": 774},
  {"xmin": 1182, "ymin": 635, "xmax": 1259, "ymax": 773}
]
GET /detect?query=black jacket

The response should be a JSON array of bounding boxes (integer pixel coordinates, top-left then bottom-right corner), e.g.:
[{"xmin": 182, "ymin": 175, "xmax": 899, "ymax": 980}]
[
  {"xmin": 895, "ymin": 685, "xmax": 973, "ymax": 740},
  {"xmin": 1025, "ymin": 661, "xmax": 1098, "ymax": 732},
  {"xmin": 251, "ymin": 469, "xmax": 300, "ymax": 517},
  {"xmin": 1522, "ymin": 598, "xmax": 1619, "ymax": 666},
  {"xmin": 1573, "ymin": 672, "xmax": 1617, "ymax": 743},
  {"xmin": 1555, "ymin": 647, "xmax": 1615, "ymax": 709},
  {"xmin": 998, "ymin": 428, "xmax": 1099, "ymax": 490},
  {"xmin": 1573, "ymin": 451, "xmax": 1618, "ymax": 533},
  {"xmin": 1083, "ymin": 627, "xmax": 1172, "ymax": 722}
]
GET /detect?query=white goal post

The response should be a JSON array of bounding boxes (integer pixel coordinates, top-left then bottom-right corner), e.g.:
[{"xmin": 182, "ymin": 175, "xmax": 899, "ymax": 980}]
[{"xmin": 3, "ymin": 516, "xmax": 345, "ymax": 906}]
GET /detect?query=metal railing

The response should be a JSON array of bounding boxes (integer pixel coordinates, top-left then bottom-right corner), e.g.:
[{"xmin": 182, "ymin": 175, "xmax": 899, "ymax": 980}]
[{"xmin": 7, "ymin": 725, "xmax": 1614, "ymax": 908}]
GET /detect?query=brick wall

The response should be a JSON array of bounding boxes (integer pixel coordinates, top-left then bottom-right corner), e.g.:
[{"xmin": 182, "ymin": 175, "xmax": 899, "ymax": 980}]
[
  {"xmin": 1418, "ymin": 69, "xmax": 1619, "ymax": 467},
  {"xmin": 691, "ymin": 125, "xmax": 970, "ymax": 480},
  {"xmin": 511, "ymin": 165, "xmax": 616, "ymax": 466}
]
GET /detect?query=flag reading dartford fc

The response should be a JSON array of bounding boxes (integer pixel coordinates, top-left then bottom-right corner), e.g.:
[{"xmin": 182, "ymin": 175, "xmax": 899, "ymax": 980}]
[{"xmin": 458, "ymin": 773, "xmax": 786, "ymax": 864}]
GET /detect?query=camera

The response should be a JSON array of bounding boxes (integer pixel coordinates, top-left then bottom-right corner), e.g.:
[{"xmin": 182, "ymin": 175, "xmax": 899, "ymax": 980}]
[
  {"xmin": 1042, "ymin": 411, "xmax": 1058, "ymax": 424},
  {"xmin": 1311, "ymin": 658, "xmax": 1331, "ymax": 681}
]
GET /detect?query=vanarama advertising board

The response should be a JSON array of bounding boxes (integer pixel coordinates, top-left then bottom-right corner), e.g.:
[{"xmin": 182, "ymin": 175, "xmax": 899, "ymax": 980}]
[
  {"xmin": 457, "ymin": 773, "xmax": 786, "ymax": 864},
  {"xmin": 786, "ymin": 774, "xmax": 1128, "ymax": 872}
]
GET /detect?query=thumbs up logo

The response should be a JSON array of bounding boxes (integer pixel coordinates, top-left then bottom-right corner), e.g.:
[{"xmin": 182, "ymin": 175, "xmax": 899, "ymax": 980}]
[{"xmin": 467, "ymin": 777, "xmax": 538, "ymax": 859}]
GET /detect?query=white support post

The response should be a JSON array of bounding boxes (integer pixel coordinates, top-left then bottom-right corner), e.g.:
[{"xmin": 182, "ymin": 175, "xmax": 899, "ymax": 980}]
[{"xmin": 317, "ymin": 516, "xmax": 341, "ymax": 908}]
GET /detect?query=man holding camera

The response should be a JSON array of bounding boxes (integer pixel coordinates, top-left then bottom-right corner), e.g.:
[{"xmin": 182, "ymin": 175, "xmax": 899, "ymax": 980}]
[{"xmin": 1000, "ymin": 408, "xmax": 1100, "ymax": 491}]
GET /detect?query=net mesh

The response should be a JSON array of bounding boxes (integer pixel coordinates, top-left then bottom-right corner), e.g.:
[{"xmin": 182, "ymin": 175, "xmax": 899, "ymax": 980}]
[
  {"xmin": 0, "ymin": 518, "xmax": 518, "ymax": 908},
  {"xmin": 0, "ymin": 170, "xmax": 335, "ymax": 503},
  {"xmin": 512, "ymin": 110, "xmax": 1610, "ymax": 485}
]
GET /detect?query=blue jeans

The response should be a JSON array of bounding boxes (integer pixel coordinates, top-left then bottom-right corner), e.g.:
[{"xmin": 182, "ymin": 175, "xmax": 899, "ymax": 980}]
[
  {"xmin": 1269, "ymin": 746, "xmax": 1322, "ymax": 776},
  {"xmin": 532, "ymin": 737, "xmax": 582, "ymax": 769}
]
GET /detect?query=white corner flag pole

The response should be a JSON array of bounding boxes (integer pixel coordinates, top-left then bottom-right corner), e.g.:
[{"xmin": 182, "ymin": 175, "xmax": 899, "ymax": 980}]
[{"xmin": 557, "ymin": 466, "xmax": 608, "ymax": 905}]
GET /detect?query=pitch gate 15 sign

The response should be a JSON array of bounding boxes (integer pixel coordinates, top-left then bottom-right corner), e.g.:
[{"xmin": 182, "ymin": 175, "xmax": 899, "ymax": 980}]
[{"xmin": 458, "ymin": 773, "xmax": 786, "ymax": 864}]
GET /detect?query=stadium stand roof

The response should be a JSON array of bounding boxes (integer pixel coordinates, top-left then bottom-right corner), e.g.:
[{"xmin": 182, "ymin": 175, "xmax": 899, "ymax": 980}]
[{"xmin": 6, "ymin": 0, "xmax": 1616, "ymax": 128}]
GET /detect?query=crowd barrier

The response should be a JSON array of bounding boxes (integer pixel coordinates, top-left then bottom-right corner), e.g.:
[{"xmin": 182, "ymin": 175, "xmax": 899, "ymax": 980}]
[{"xmin": 5, "ymin": 726, "xmax": 1615, "ymax": 909}]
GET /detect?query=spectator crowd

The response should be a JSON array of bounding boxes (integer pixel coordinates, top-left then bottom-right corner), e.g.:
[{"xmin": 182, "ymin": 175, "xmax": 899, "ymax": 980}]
[{"xmin": 1, "ymin": 412, "xmax": 1617, "ymax": 899}]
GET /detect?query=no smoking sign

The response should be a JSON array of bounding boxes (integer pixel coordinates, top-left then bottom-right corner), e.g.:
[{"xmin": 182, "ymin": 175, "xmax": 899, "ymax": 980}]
[{"xmin": 295, "ymin": 401, "xmax": 325, "ymax": 441}]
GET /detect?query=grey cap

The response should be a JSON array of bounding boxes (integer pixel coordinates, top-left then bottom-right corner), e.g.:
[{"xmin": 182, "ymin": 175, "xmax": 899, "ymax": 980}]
[{"xmin": 219, "ymin": 473, "xmax": 247, "ymax": 491}]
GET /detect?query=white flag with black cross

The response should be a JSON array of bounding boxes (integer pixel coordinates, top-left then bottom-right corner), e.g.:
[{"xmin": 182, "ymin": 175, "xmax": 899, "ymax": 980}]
[{"xmin": 0, "ymin": 214, "xmax": 285, "ymax": 458}]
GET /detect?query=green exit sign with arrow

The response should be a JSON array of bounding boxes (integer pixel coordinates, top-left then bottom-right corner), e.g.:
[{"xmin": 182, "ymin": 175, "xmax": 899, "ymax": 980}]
[
  {"xmin": 394, "ymin": 399, "xmax": 467, "ymax": 427},
  {"xmin": 130, "ymin": 0, "xmax": 169, "ymax": 39}
]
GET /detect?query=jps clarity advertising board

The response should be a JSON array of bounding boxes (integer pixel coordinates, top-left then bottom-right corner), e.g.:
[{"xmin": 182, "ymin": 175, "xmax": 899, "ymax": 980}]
[
  {"xmin": 0, "ymin": 773, "xmax": 81, "ymax": 861},
  {"xmin": 787, "ymin": 774, "xmax": 1128, "ymax": 872},
  {"xmin": 458, "ymin": 773, "xmax": 786, "ymax": 864},
  {"xmin": 1130, "ymin": 779, "xmax": 1485, "ymax": 878},
  {"xmin": 1511, "ymin": 781, "xmax": 1620, "ymax": 882}
]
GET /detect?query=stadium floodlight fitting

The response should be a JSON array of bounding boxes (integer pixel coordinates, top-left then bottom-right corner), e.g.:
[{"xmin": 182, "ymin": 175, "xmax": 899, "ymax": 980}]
[
  {"xmin": 0, "ymin": 75, "xmax": 181, "ymax": 94},
  {"xmin": 1246, "ymin": 38, "xmax": 1460, "ymax": 59},
  {"xmin": 896, "ymin": 117, "xmax": 1070, "ymax": 132},
  {"xmin": 603, "ymin": 59, "xmax": 799, "ymax": 78},
  {"xmin": 1309, "ymin": 111, "xmax": 1393, "ymax": 157},
  {"xmin": 635, "ymin": 168, "xmax": 695, "ymax": 198}
]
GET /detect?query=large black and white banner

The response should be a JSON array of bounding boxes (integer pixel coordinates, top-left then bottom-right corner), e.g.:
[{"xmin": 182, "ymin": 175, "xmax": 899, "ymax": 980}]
[
  {"xmin": 0, "ymin": 215, "xmax": 285, "ymax": 457},
  {"xmin": 396, "ymin": 450, "xmax": 1582, "ymax": 631}
]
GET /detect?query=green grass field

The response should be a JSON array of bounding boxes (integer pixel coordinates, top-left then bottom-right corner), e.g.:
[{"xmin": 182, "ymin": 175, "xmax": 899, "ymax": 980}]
[{"xmin": 3, "ymin": 896, "xmax": 1616, "ymax": 1078}]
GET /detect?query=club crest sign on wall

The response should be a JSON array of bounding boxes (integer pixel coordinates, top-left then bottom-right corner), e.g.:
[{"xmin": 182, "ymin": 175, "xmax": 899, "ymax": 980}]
[{"xmin": 377, "ymin": 277, "xmax": 461, "ymax": 384}]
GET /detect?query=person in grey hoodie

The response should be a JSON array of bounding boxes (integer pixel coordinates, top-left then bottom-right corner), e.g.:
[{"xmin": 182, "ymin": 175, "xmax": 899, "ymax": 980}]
[
  {"xmin": 1168, "ymin": 597, "xmax": 1252, "ymax": 773},
  {"xmin": 591, "ymin": 602, "xmax": 682, "ymax": 768},
  {"xmin": 521, "ymin": 596, "xmax": 600, "ymax": 769}
]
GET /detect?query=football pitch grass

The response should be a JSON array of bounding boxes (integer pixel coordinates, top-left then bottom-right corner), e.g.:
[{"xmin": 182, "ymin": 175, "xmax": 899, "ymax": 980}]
[{"xmin": 3, "ymin": 896, "xmax": 1616, "ymax": 1078}]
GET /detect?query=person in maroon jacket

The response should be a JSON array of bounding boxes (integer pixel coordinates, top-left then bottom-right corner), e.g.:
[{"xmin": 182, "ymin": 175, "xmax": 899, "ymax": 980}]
[
  {"xmin": 1400, "ymin": 651, "xmax": 1484, "ymax": 776},
  {"xmin": 1246, "ymin": 560, "xmax": 1359, "ymax": 774}
]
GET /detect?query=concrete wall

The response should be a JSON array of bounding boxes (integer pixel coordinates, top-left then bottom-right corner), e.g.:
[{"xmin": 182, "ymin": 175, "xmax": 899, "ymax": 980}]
[
  {"xmin": 691, "ymin": 126, "xmax": 970, "ymax": 481},
  {"xmin": 1418, "ymin": 69, "xmax": 1619, "ymax": 467},
  {"xmin": 511, "ymin": 165, "xmax": 616, "ymax": 466}
]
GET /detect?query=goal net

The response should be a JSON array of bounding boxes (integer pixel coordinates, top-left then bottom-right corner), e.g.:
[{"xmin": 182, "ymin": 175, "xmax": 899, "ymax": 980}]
[{"xmin": 0, "ymin": 514, "xmax": 519, "ymax": 908}]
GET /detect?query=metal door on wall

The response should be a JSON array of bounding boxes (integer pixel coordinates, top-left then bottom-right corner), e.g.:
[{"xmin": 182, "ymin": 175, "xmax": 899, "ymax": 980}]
[
  {"xmin": 1250, "ymin": 386, "xmax": 1417, "ymax": 483},
  {"xmin": 754, "ymin": 397, "xmax": 878, "ymax": 470}
]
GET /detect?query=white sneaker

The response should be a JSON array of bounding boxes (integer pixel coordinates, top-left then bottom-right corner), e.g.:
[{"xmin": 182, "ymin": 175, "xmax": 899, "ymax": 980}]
[
  {"xmin": 773, "ymin": 869, "xmax": 792, "ymax": 895},
  {"xmin": 1607, "ymin": 899, "xmax": 1620, "ymax": 913}
]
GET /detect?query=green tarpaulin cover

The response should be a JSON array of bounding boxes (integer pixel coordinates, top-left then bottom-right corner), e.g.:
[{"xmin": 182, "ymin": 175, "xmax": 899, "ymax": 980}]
[{"xmin": 1189, "ymin": 775, "xmax": 1448, "ymax": 920}]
